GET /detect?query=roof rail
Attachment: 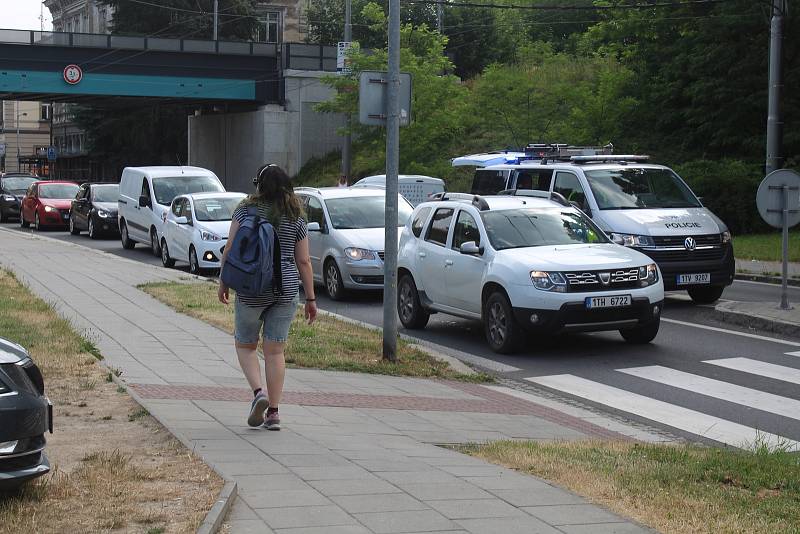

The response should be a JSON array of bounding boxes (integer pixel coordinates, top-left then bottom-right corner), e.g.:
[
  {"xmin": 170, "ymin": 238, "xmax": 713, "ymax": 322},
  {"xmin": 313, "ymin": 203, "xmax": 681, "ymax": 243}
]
[
  {"xmin": 570, "ymin": 154, "xmax": 650, "ymax": 164},
  {"xmin": 430, "ymin": 192, "xmax": 490, "ymax": 211},
  {"xmin": 498, "ymin": 189, "xmax": 571, "ymax": 207},
  {"xmin": 294, "ymin": 186, "xmax": 322, "ymax": 194}
]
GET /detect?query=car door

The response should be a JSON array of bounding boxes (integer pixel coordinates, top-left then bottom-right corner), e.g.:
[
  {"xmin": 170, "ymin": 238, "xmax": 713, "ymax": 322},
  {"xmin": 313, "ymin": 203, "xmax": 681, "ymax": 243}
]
[
  {"xmin": 304, "ymin": 195, "xmax": 327, "ymax": 280},
  {"xmin": 172, "ymin": 199, "xmax": 193, "ymax": 261},
  {"xmin": 418, "ymin": 207, "xmax": 455, "ymax": 305},
  {"xmin": 163, "ymin": 198, "xmax": 182, "ymax": 260},
  {"xmin": 446, "ymin": 209, "xmax": 486, "ymax": 314},
  {"xmin": 22, "ymin": 184, "xmax": 35, "ymax": 222},
  {"xmin": 130, "ymin": 177, "xmax": 152, "ymax": 241},
  {"xmin": 73, "ymin": 184, "xmax": 89, "ymax": 229}
]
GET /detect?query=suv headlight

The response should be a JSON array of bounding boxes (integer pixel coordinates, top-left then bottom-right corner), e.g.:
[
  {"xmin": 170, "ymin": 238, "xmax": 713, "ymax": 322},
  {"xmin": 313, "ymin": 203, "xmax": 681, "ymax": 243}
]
[
  {"xmin": 638, "ymin": 264, "xmax": 659, "ymax": 287},
  {"xmin": 345, "ymin": 247, "xmax": 376, "ymax": 261},
  {"xmin": 530, "ymin": 271, "xmax": 568, "ymax": 292},
  {"xmin": 201, "ymin": 230, "xmax": 221, "ymax": 241},
  {"xmin": 609, "ymin": 233, "xmax": 655, "ymax": 248},
  {"xmin": 721, "ymin": 230, "xmax": 731, "ymax": 244}
]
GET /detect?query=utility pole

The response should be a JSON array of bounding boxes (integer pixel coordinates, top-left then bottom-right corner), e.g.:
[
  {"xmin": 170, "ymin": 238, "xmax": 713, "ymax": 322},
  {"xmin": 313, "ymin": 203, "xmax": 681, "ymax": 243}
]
[
  {"xmin": 213, "ymin": 0, "xmax": 219, "ymax": 41},
  {"xmin": 437, "ymin": 0, "xmax": 443, "ymax": 33},
  {"xmin": 765, "ymin": 0, "xmax": 785, "ymax": 174},
  {"xmin": 383, "ymin": 0, "xmax": 400, "ymax": 361},
  {"xmin": 341, "ymin": 0, "xmax": 352, "ymax": 185}
]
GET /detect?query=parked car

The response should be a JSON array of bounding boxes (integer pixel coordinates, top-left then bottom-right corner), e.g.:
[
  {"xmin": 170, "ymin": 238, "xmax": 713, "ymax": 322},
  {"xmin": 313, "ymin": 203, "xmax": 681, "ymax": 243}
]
[
  {"xmin": 397, "ymin": 192, "xmax": 665, "ymax": 353},
  {"xmin": 0, "ymin": 174, "xmax": 38, "ymax": 222},
  {"xmin": 118, "ymin": 166, "xmax": 225, "ymax": 256},
  {"xmin": 0, "ymin": 337, "xmax": 51, "ymax": 489},
  {"xmin": 161, "ymin": 192, "xmax": 246, "ymax": 274},
  {"xmin": 352, "ymin": 174, "xmax": 445, "ymax": 206},
  {"xmin": 69, "ymin": 183, "xmax": 121, "ymax": 239},
  {"xmin": 294, "ymin": 186, "xmax": 414, "ymax": 300},
  {"xmin": 19, "ymin": 181, "xmax": 80, "ymax": 230}
]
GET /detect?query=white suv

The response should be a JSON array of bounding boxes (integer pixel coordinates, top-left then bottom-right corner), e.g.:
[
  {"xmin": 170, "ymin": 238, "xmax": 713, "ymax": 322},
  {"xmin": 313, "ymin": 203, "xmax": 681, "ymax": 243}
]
[{"xmin": 397, "ymin": 192, "xmax": 665, "ymax": 353}]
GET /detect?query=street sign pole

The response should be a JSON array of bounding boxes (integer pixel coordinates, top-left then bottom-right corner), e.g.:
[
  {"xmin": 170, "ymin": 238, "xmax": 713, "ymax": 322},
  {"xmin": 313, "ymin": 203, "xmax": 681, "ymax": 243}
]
[
  {"xmin": 780, "ymin": 185, "xmax": 790, "ymax": 309},
  {"xmin": 341, "ymin": 0, "xmax": 353, "ymax": 186},
  {"xmin": 383, "ymin": 0, "xmax": 400, "ymax": 362},
  {"xmin": 766, "ymin": 0, "xmax": 785, "ymax": 175}
]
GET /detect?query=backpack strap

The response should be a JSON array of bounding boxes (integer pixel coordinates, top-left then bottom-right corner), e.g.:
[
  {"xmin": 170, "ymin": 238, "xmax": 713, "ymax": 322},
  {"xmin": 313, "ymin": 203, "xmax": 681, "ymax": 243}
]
[
  {"xmin": 246, "ymin": 205, "xmax": 259, "ymax": 220},
  {"xmin": 272, "ymin": 226, "xmax": 283, "ymax": 296}
]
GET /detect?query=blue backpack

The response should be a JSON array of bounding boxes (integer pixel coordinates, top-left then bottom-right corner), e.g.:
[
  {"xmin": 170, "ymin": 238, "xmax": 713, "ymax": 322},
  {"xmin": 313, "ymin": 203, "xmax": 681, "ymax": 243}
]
[{"xmin": 221, "ymin": 206, "xmax": 282, "ymax": 298}]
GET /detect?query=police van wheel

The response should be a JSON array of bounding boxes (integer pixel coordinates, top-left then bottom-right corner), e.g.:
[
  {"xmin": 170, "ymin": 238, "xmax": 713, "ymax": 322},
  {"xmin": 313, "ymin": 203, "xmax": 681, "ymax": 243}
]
[
  {"xmin": 324, "ymin": 259, "xmax": 345, "ymax": 301},
  {"xmin": 484, "ymin": 291, "xmax": 522, "ymax": 354},
  {"xmin": 620, "ymin": 317, "xmax": 660, "ymax": 344},
  {"xmin": 398, "ymin": 274, "xmax": 429, "ymax": 329},
  {"xmin": 161, "ymin": 239, "xmax": 176, "ymax": 268},
  {"xmin": 687, "ymin": 286, "xmax": 725, "ymax": 305}
]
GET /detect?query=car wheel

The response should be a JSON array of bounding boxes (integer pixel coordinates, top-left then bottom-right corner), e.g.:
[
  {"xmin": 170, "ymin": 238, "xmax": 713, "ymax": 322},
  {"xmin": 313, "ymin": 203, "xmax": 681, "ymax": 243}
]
[
  {"xmin": 687, "ymin": 285, "xmax": 725, "ymax": 305},
  {"xmin": 20, "ymin": 211, "xmax": 29, "ymax": 228},
  {"xmin": 161, "ymin": 238, "xmax": 176, "ymax": 268},
  {"xmin": 34, "ymin": 212, "xmax": 42, "ymax": 231},
  {"xmin": 620, "ymin": 317, "xmax": 661, "ymax": 344},
  {"xmin": 69, "ymin": 213, "xmax": 80, "ymax": 235},
  {"xmin": 0, "ymin": 208, "xmax": 6, "ymax": 223},
  {"xmin": 398, "ymin": 274, "xmax": 429, "ymax": 329},
  {"xmin": 484, "ymin": 290, "xmax": 522, "ymax": 354},
  {"xmin": 150, "ymin": 227, "xmax": 161, "ymax": 256},
  {"xmin": 88, "ymin": 217, "xmax": 98, "ymax": 239},
  {"xmin": 189, "ymin": 246, "xmax": 202, "ymax": 275},
  {"xmin": 324, "ymin": 259, "xmax": 345, "ymax": 300},
  {"xmin": 119, "ymin": 220, "xmax": 135, "ymax": 249}
]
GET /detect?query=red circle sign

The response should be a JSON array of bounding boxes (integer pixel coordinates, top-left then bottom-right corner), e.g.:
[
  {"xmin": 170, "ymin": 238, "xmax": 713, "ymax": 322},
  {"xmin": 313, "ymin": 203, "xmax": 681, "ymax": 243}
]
[{"xmin": 63, "ymin": 64, "xmax": 83, "ymax": 85}]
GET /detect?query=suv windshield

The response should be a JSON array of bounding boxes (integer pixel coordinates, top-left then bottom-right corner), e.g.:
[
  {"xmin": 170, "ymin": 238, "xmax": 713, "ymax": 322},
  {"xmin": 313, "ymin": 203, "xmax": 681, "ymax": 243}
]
[
  {"xmin": 39, "ymin": 184, "xmax": 79, "ymax": 199},
  {"xmin": 193, "ymin": 197, "xmax": 241, "ymax": 221},
  {"xmin": 92, "ymin": 185, "xmax": 119, "ymax": 202},
  {"xmin": 2, "ymin": 176, "xmax": 37, "ymax": 193},
  {"xmin": 482, "ymin": 208, "xmax": 608, "ymax": 250},
  {"xmin": 325, "ymin": 195, "xmax": 413, "ymax": 229},
  {"xmin": 585, "ymin": 168, "xmax": 701, "ymax": 210},
  {"xmin": 152, "ymin": 176, "xmax": 223, "ymax": 206}
]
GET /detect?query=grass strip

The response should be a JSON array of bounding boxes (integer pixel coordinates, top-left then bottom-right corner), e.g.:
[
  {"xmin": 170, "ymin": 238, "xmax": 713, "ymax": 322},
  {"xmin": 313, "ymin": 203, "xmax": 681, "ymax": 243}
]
[
  {"xmin": 734, "ymin": 231, "xmax": 800, "ymax": 263},
  {"xmin": 462, "ymin": 440, "xmax": 800, "ymax": 534},
  {"xmin": 140, "ymin": 280, "xmax": 491, "ymax": 382}
]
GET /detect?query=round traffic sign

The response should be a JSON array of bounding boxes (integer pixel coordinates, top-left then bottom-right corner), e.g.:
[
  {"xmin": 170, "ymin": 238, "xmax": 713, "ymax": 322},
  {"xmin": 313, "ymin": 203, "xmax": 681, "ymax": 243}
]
[
  {"xmin": 756, "ymin": 169, "xmax": 800, "ymax": 229},
  {"xmin": 63, "ymin": 64, "xmax": 83, "ymax": 85}
]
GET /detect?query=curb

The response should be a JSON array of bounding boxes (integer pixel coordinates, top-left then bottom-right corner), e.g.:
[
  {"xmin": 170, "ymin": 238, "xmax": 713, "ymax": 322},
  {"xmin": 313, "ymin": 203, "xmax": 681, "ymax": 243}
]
[
  {"xmin": 735, "ymin": 272, "xmax": 800, "ymax": 287},
  {"xmin": 713, "ymin": 304, "xmax": 800, "ymax": 340},
  {"xmin": 111, "ymin": 373, "xmax": 238, "ymax": 534}
]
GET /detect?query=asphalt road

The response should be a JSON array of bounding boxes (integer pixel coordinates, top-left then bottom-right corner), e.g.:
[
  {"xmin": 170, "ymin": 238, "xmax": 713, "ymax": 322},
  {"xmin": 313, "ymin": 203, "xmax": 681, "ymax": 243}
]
[{"xmin": 6, "ymin": 222, "xmax": 800, "ymax": 450}]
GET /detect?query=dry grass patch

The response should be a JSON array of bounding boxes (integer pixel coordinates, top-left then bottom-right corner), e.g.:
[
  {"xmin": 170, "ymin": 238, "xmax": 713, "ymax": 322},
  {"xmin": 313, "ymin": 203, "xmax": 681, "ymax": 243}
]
[
  {"xmin": 462, "ymin": 440, "xmax": 800, "ymax": 534},
  {"xmin": 141, "ymin": 280, "xmax": 490, "ymax": 382},
  {"xmin": 0, "ymin": 270, "xmax": 223, "ymax": 533}
]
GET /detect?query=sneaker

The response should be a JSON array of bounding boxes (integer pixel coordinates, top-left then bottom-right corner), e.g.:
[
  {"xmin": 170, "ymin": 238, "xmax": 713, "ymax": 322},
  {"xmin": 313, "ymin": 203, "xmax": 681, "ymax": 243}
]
[
  {"xmin": 264, "ymin": 409, "xmax": 281, "ymax": 431},
  {"xmin": 247, "ymin": 393, "xmax": 269, "ymax": 427}
]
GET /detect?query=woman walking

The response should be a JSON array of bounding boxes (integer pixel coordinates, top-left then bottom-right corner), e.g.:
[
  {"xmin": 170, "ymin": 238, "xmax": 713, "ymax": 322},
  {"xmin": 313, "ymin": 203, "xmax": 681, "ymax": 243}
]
[{"xmin": 218, "ymin": 164, "xmax": 317, "ymax": 430}]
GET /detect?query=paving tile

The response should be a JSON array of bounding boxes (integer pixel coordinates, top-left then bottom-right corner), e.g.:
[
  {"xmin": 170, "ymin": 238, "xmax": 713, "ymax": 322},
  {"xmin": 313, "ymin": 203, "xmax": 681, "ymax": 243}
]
[
  {"xmin": 354, "ymin": 510, "xmax": 458, "ymax": 534},
  {"xmin": 309, "ymin": 478, "xmax": 402, "ymax": 496},
  {"xmin": 557, "ymin": 523, "xmax": 653, "ymax": 534},
  {"xmin": 436, "ymin": 465, "xmax": 510, "ymax": 477},
  {"xmin": 523, "ymin": 504, "xmax": 624, "ymax": 526},
  {"xmin": 212, "ymin": 459, "xmax": 290, "ymax": 476},
  {"xmin": 331, "ymin": 493, "xmax": 428, "ymax": 514},
  {"xmin": 463, "ymin": 474, "xmax": 554, "ymax": 491},
  {"xmin": 226, "ymin": 500, "xmax": 260, "ymax": 520},
  {"xmin": 241, "ymin": 489, "xmax": 332, "ymax": 509},
  {"xmin": 255, "ymin": 505, "xmax": 358, "ymax": 529},
  {"xmin": 455, "ymin": 516, "xmax": 562, "ymax": 534},
  {"xmin": 353, "ymin": 458, "xmax": 433, "ymax": 472},
  {"xmin": 427, "ymin": 498, "xmax": 526, "ymax": 519},
  {"xmin": 396, "ymin": 482, "xmax": 494, "ymax": 501},
  {"xmin": 377, "ymin": 470, "xmax": 462, "ymax": 485},
  {"xmin": 237, "ymin": 474, "xmax": 314, "ymax": 493},
  {"xmin": 271, "ymin": 453, "xmax": 354, "ymax": 467},
  {"xmin": 227, "ymin": 519, "xmax": 275, "ymax": 533},
  {"xmin": 273, "ymin": 526, "xmax": 373, "ymax": 534},
  {"xmin": 489, "ymin": 488, "xmax": 585, "ymax": 507}
]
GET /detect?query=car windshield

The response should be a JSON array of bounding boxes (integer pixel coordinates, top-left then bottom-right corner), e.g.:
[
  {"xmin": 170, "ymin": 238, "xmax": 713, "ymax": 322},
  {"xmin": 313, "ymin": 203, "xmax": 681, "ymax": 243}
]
[
  {"xmin": 2, "ymin": 176, "xmax": 37, "ymax": 193},
  {"xmin": 482, "ymin": 208, "xmax": 609, "ymax": 250},
  {"xmin": 584, "ymin": 168, "xmax": 701, "ymax": 210},
  {"xmin": 325, "ymin": 195, "xmax": 414, "ymax": 229},
  {"xmin": 152, "ymin": 176, "xmax": 223, "ymax": 206},
  {"xmin": 193, "ymin": 197, "xmax": 242, "ymax": 221},
  {"xmin": 38, "ymin": 184, "xmax": 79, "ymax": 199},
  {"xmin": 92, "ymin": 185, "xmax": 119, "ymax": 202}
]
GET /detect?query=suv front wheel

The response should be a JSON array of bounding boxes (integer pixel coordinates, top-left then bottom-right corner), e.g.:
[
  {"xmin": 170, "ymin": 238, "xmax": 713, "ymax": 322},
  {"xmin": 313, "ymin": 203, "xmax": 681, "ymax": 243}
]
[
  {"xmin": 484, "ymin": 291, "xmax": 523, "ymax": 354},
  {"xmin": 398, "ymin": 274, "xmax": 429, "ymax": 329},
  {"xmin": 687, "ymin": 285, "xmax": 725, "ymax": 305},
  {"xmin": 620, "ymin": 317, "xmax": 660, "ymax": 344}
]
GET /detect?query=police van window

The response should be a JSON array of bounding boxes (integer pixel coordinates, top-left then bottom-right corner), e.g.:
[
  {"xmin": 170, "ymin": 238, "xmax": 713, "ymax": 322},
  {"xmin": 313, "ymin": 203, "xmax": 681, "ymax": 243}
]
[
  {"xmin": 140, "ymin": 178, "xmax": 152, "ymax": 203},
  {"xmin": 452, "ymin": 211, "xmax": 480, "ymax": 250},
  {"xmin": 306, "ymin": 197, "xmax": 326, "ymax": 230},
  {"xmin": 425, "ymin": 208, "xmax": 454, "ymax": 247},
  {"xmin": 554, "ymin": 172, "xmax": 588, "ymax": 210},
  {"xmin": 411, "ymin": 207, "xmax": 431, "ymax": 238},
  {"xmin": 472, "ymin": 170, "xmax": 507, "ymax": 195},
  {"xmin": 584, "ymin": 168, "xmax": 701, "ymax": 210},
  {"xmin": 512, "ymin": 170, "xmax": 553, "ymax": 191}
]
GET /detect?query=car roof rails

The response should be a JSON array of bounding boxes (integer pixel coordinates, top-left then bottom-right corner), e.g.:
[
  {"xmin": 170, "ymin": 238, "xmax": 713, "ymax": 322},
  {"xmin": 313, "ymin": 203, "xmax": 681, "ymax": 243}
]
[
  {"xmin": 294, "ymin": 186, "xmax": 322, "ymax": 194},
  {"xmin": 498, "ymin": 189, "xmax": 571, "ymax": 207},
  {"xmin": 430, "ymin": 192, "xmax": 490, "ymax": 211},
  {"xmin": 569, "ymin": 154, "xmax": 650, "ymax": 164}
]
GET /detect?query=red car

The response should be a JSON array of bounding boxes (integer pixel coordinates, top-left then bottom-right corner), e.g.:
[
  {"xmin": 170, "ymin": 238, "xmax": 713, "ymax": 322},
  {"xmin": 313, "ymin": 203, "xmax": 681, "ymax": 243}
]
[{"xmin": 20, "ymin": 181, "xmax": 80, "ymax": 230}]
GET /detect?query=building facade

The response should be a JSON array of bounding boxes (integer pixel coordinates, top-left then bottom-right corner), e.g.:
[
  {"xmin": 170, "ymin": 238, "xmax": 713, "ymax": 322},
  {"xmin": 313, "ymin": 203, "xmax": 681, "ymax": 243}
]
[
  {"xmin": 45, "ymin": 0, "xmax": 114, "ymax": 34},
  {"xmin": 0, "ymin": 101, "xmax": 52, "ymax": 176}
]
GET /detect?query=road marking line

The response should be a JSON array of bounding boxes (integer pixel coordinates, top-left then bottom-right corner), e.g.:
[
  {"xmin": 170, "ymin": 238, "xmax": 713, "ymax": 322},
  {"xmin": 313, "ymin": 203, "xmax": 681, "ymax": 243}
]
[
  {"xmin": 661, "ymin": 317, "xmax": 800, "ymax": 347},
  {"xmin": 787, "ymin": 351, "xmax": 800, "ymax": 357},
  {"xmin": 734, "ymin": 279, "xmax": 800, "ymax": 290},
  {"xmin": 705, "ymin": 358, "xmax": 800, "ymax": 386},
  {"xmin": 618, "ymin": 365, "xmax": 800, "ymax": 421},
  {"xmin": 525, "ymin": 374, "xmax": 799, "ymax": 451}
]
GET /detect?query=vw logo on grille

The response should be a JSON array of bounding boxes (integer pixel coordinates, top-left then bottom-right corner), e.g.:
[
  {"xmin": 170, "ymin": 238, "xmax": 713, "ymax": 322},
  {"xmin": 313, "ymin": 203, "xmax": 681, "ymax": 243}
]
[
  {"xmin": 684, "ymin": 237, "xmax": 697, "ymax": 251},
  {"xmin": 599, "ymin": 272, "xmax": 611, "ymax": 285}
]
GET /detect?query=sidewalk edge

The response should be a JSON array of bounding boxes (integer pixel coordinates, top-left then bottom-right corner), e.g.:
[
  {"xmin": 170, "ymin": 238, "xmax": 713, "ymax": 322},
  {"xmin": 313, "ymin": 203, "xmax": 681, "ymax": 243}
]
[
  {"xmin": 735, "ymin": 272, "xmax": 800, "ymax": 287},
  {"xmin": 713, "ymin": 304, "xmax": 800, "ymax": 340}
]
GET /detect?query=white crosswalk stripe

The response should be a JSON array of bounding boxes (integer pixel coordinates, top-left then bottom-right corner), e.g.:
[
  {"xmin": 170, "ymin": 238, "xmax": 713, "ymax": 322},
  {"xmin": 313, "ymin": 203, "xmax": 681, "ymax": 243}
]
[
  {"xmin": 526, "ymin": 374, "xmax": 800, "ymax": 451},
  {"xmin": 618, "ymin": 365, "xmax": 800, "ymax": 421},
  {"xmin": 787, "ymin": 351, "xmax": 800, "ymax": 357},
  {"xmin": 706, "ymin": 358, "xmax": 800, "ymax": 386}
]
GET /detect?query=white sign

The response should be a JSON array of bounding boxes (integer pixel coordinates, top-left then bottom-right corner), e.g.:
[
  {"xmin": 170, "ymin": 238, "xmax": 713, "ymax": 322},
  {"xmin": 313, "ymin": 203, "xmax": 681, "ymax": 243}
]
[
  {"xmin": 63, "ymin": 64, "xmax": 83, "ymax": 85},
  {"xmin": 337, "ymin": 41, "xmax": 354, "ymax": 75}
]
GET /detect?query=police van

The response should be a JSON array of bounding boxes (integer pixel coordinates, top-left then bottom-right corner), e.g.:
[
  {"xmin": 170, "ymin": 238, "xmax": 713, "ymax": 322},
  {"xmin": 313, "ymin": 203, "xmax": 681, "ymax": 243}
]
[{"xmin": 452, "ymin": 144, "xmax": 735, "ymax": 304}]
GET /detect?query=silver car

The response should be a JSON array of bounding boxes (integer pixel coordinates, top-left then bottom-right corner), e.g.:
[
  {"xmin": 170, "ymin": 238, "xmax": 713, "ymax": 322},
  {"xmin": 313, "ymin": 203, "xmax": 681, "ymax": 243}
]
[{"xmin": 295, "ymin": 186, "xmax": 414, "ymax": 300}]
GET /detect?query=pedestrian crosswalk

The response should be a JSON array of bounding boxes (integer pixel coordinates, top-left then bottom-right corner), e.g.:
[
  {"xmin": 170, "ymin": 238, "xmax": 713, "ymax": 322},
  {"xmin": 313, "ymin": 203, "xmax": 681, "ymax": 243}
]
[{"xmin": 525, "ymin": 351, "xmax": 800, "ymax": 452}]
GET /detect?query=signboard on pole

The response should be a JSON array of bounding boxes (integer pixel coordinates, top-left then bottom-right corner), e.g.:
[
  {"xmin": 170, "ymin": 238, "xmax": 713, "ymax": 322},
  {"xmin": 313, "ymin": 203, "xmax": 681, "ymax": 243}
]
[
  {"xmin": 358, "ymin": 71, "xmax": 412, "ymax": 127},
  {"xmin": 47, "ymin": 146, "xmax": 58, "ymax": 161},
  {"xmin": 63, "ymin": 64, "xmax": 83, "ymax": 85},
  {"xmin": 337, "ymin": 41, "xmax": 354, "ymax": 75}
]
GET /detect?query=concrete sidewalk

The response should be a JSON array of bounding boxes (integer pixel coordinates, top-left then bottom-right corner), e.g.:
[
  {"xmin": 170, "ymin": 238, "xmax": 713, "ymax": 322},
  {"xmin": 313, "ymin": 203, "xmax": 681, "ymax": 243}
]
[{"xmin": 0, "ymin": 228, "xmax": 655, "ymax": 534}]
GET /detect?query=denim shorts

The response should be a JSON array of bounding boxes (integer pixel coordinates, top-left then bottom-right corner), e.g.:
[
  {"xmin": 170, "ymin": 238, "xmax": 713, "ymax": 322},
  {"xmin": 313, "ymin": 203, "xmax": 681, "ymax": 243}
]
[{"xmin": 234, "ymin": 294, "xmax": 299, "ymax": 344}]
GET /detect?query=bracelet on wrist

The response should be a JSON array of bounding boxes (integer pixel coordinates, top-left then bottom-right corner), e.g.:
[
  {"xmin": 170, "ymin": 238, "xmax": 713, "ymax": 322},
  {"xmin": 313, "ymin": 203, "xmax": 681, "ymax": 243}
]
[{"xmin": 306, "ymin": 298, "xmax": 316, "ymax": 302}]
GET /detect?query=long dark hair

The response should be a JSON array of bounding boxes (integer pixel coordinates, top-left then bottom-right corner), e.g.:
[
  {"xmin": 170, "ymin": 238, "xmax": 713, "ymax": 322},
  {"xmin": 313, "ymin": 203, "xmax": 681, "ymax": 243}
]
[{"xmin": 245, "ymin": 164, "xmax": 303, "ymax": 221}]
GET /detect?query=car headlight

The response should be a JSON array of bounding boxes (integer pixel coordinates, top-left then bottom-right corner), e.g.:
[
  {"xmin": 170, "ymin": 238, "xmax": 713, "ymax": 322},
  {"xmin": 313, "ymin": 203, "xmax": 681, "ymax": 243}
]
[
  {"xmin": 638, "ymin": 264, "xmax": 659, "ymax": 287},
  {"xmin": 609, "ymin": 233, "xmax": 655, "ymax": 248},
  {"xmin": 96, "ymin": 209, "xmax": 110, "ymax": 218},
  {"xmin": 530, "ymin": 271, "xmax": 568, "ymax": 292},
  {"xmin": 201, "ymin": 230, "xmax": 222, "ymax": 241},
  {"xmin": 44, "ymin": 206, "xmax": 56, "ymax": 213},
  {"xmin": 345, "ymin": 247, "xmax": 376, "ymax": 261},
  {"xmin": 1, "ymin": 194, "xmax": 15, "ymax": 202},
  {"xmin": 721, "ymin": 230, "xmax": 731, "ymax": 244}
]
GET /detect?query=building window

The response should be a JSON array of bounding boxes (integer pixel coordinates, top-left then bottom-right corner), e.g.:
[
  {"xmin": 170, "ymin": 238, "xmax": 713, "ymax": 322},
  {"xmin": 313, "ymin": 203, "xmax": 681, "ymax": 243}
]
[
  {"xmin": 40, "ymin": 104, "xmax": 51, "ymax": 121},
  {"xmin": 264, "ymin": 11, "xmax": 280, "ymax": 44}
]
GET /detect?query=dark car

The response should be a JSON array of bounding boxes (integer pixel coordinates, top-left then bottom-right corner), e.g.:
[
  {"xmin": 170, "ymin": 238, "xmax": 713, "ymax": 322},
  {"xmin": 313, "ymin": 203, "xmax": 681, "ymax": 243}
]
[
  {"xmin": 69, "ymin": 182, "xmax": 120, "ymax": 239},
  {"xmin": 0, "ymin": 174, "xmax": 39, "ymax": 222},
  {"xmin": 0, "ymin": 337, "xmax": 51, "ymax": 489}
]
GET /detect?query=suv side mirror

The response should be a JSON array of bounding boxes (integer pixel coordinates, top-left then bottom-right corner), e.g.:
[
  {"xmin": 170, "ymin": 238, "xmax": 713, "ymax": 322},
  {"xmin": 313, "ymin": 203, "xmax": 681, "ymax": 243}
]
[
  {"xmin": 138, "ymin": 195, "xmax": 151, "ymax": 208},
  {"xmin": 459, "ymin": 241, "xmax": 483, "ymax": 256},
  {"xmin": 174, "ymin": 216, "xmax": 189, "ymax": 225},
  {"xmin": 307, "ymin": 222, "xmax": 321, "ymax": 232}
]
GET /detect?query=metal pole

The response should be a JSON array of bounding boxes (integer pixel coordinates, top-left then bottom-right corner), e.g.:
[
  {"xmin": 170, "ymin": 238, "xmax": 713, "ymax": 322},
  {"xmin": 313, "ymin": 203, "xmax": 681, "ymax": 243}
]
[
  {"xmin": 437, "ymin": 0, "xmax": 443, "ymax": 33},
  {"xmin": 341, "ymin": 0, "xmax": 352, "ymax": 185},
  {"xmin": 780, "ymin": 185, "xmax": 791, "ymax": 309},
  {"xmin": 766, "ymin": 0, "xmax": 784, "ymax": 174},
  {"xmin": 383, "ymin": 0, "xmax": 400, "ymax": 362},
  {"xmin": 213, "ymin": 0, "xmax": 219, "ymax": 41}
]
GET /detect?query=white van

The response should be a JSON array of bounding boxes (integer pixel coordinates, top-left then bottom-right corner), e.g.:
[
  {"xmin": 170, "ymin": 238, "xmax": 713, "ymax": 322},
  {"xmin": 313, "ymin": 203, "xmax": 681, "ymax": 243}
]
[
  {"xmin": 454, "ymin": 145, "xmax": 735, "ymax": 305},
  {"xmin": 118, "ymin": 166, "xmax": 225, "ymax": 255},
  {"xmin": 352, "ymin": 174, "xmax": 445, "ymax": 207}
]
